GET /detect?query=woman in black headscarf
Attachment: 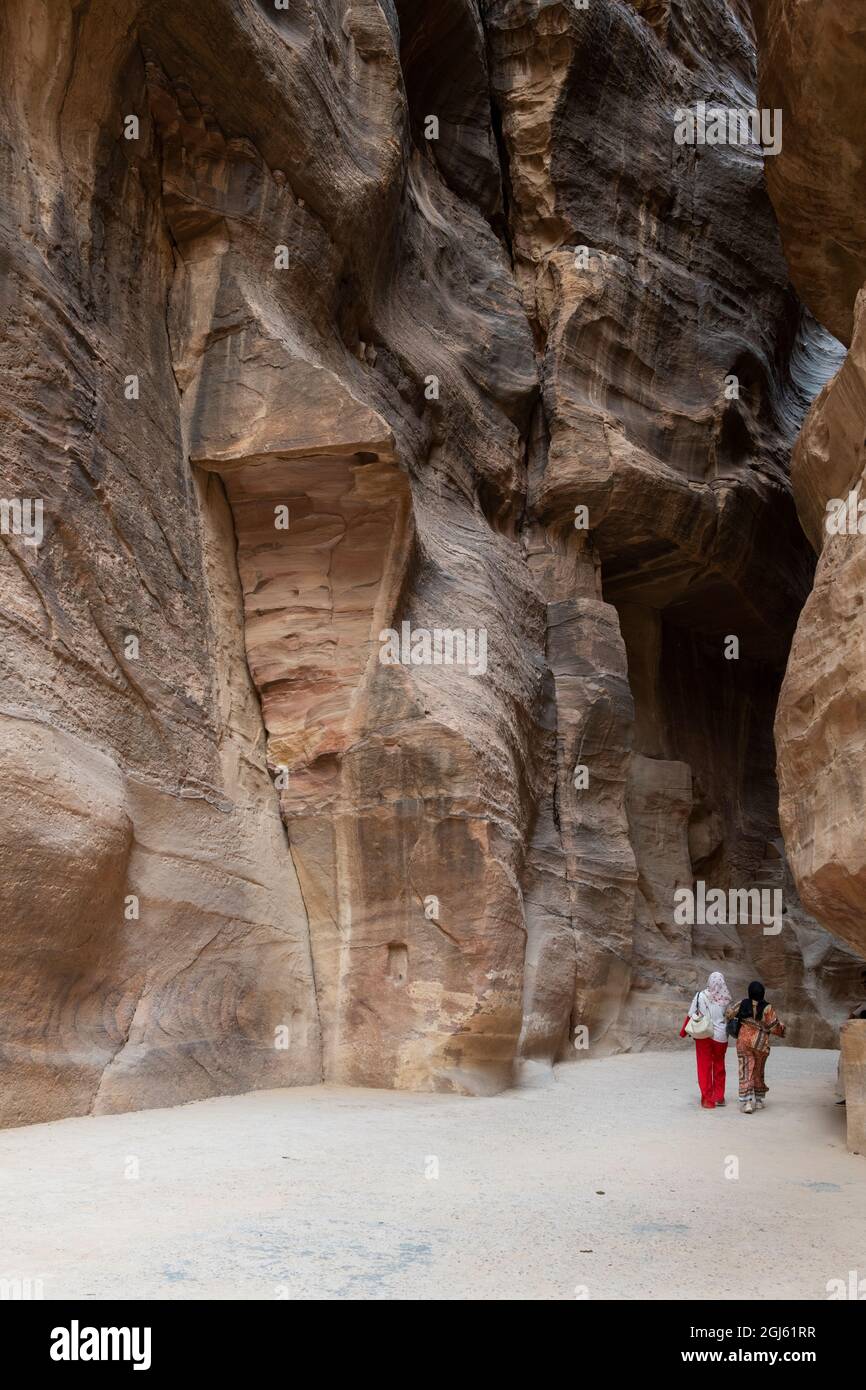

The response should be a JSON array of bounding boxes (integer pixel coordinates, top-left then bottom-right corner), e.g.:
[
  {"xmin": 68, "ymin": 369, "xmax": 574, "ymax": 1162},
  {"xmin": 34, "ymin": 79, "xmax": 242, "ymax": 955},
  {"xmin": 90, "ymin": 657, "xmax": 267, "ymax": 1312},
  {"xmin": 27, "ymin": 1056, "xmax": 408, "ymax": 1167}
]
[{"xmin": 725, "ymin": 981, "xmax": 785, "ymax": 1114}]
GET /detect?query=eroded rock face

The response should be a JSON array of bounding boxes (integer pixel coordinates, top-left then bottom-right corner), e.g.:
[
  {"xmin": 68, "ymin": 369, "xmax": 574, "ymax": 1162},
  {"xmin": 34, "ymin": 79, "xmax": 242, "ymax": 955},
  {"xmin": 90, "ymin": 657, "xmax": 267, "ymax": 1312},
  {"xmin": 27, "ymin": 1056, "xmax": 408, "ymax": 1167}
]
[
  {"xmin": 487, "ymin": 0, "xmax": 862, "ymax": 1057},
  {"xmin": 773, "ymin": 299, "xmax": 866, "ymax": 960},
  {"xmin": 841, "ymin": 1019, "xmax": 866, "ymax": 1155},
  {"xmin": 0, "ymin": 0, "xmax": 323, "ymax": 1124},
  {"xmin": 752, "ymin": 0, "xmax": 866, "ymax": 348},
  {"xmin": 753, "ymin": 2, "xmax": 866, "ymax": 967},
  {"xmin": 0, "ymin": 0, "xmax": 859, "ymax": 1125}
]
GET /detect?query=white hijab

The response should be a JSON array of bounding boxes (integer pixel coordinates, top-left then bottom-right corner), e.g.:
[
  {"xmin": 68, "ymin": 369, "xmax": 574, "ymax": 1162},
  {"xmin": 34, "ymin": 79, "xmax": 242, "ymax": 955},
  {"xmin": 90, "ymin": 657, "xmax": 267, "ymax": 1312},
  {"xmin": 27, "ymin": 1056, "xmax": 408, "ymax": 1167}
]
[{"xmin": 705, "ymin": 971, "xmax": 732, "ymax": 1008}]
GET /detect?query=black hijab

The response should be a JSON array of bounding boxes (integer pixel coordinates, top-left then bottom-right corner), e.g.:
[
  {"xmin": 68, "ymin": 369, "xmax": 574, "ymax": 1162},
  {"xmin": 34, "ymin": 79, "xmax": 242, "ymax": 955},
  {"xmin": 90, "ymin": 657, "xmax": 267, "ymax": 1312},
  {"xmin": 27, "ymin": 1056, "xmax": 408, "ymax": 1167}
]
[{"xmin": 737, "ymin": 980, "xmax": 767, "ymax": 1021}]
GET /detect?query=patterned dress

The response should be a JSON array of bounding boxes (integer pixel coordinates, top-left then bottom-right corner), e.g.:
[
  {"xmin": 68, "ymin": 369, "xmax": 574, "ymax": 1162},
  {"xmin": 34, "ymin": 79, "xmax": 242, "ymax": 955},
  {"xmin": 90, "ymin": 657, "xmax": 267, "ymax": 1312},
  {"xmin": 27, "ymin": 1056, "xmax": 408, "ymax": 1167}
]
[{"xmin": 725, "ymin": 1003, "xmax": 785, "ymax": 1102}]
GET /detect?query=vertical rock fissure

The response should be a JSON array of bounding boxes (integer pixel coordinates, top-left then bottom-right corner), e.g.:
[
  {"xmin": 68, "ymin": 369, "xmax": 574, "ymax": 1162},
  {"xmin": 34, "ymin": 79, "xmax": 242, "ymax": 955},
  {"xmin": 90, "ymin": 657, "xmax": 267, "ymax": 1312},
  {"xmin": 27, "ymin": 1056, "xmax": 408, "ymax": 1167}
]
[{"xmin": 479, "ymin": 2, "xmax": 516, "ymax": 264}]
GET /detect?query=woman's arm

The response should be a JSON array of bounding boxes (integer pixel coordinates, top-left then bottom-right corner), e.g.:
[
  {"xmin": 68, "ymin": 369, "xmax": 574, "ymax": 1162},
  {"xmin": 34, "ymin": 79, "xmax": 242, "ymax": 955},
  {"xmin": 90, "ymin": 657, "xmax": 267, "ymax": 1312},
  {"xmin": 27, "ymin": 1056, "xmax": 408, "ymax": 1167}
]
[{"xmin": 680, "ymin": 993, "xmax": 700, "ymax": 1037}]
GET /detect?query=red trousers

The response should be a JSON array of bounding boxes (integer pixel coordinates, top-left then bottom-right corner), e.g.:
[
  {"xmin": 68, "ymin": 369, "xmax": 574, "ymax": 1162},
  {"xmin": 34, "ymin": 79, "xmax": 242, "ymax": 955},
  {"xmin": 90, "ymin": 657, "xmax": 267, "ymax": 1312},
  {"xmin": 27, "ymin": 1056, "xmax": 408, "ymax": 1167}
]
[{"xmin": 695, "ymin": 1038, "xmax": 727, "ymax": 1104}]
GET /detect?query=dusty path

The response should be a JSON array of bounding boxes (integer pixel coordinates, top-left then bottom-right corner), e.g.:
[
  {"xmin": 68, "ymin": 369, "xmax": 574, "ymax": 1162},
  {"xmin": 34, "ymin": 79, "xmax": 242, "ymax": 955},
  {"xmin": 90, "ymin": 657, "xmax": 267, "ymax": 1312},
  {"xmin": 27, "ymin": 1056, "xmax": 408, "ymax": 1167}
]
[{"xmin": 1, "ymin": 1049, "xmax": 863, "ymax": 1300}]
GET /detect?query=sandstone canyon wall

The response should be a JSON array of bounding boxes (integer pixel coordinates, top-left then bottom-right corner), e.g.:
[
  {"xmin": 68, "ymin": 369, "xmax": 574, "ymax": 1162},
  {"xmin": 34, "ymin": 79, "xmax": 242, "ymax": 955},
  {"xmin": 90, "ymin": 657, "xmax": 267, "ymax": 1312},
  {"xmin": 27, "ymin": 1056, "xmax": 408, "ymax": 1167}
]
[
  {"xmin": 752, "ymin": 0, "xmax": 866, "ymax": 970},
  {"xmin": 0, "ymin": 0, "xmax": 861, "ymax": 1127}
]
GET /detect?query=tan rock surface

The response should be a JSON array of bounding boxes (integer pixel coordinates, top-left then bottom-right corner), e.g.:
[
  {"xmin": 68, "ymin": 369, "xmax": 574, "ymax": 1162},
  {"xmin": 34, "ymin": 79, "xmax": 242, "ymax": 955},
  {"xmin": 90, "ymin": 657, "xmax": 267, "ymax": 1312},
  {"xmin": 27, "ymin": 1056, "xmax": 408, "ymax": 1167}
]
[
  {"xmin": 752, "ymin": 0, "xmax": 866, "ymax": 347},
  {"xmin": 840, "ymin": 1019, "xmax": 866, "ymax": 1155},
  {"xmin": 754, "ymin": 2, "xmax": 866, "ymax": 969},
  {"xmin": 0, "ymin": 0, "xmax": 323, "ymax": 1125},
  {"xmin": 775, "ymin": 302, "xmax": 866, "ymax": 959}
]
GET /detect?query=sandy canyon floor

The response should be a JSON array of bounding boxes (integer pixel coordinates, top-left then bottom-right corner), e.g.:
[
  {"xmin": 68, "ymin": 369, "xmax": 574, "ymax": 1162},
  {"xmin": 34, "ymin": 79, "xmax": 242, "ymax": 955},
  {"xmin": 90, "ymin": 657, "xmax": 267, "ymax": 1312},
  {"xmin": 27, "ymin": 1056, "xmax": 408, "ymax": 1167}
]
[{"xmin": 2, "ymin": 1049, "xmax": 863, "ymax": 1301}]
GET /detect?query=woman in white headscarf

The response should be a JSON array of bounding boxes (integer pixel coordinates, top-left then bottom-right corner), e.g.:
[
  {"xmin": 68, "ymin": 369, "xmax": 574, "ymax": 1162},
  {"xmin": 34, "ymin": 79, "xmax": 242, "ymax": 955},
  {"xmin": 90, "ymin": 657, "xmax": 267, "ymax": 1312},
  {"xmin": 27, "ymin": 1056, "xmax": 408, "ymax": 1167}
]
[{"xmin": 680, "ymin": 971, "xmax": 732, "ymax": 1109}]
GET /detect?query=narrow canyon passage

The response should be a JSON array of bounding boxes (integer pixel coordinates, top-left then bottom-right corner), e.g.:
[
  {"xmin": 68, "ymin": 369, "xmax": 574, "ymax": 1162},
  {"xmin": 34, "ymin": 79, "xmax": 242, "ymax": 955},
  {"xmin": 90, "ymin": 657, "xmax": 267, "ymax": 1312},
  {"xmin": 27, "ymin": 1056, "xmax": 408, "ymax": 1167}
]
[
  {"xmin": 4, "ymin": 0, "xmax": 866, "ymax": 1329},
  {"xmin": 2, "ymin": 0, "xmax": 866, "ymax": 1141}
]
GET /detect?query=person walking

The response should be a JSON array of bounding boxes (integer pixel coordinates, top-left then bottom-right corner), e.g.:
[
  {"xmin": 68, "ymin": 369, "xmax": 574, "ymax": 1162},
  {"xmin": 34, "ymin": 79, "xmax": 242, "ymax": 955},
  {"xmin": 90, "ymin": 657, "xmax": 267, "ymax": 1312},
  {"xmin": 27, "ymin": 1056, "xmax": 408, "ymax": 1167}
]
[
  {"xmin": 726, "ymin": 980, "xmax": 785, "ymax": 1114},
  {"xmin": 680, "ymin": 971, "xmax": 731, "ymax": 1109}
]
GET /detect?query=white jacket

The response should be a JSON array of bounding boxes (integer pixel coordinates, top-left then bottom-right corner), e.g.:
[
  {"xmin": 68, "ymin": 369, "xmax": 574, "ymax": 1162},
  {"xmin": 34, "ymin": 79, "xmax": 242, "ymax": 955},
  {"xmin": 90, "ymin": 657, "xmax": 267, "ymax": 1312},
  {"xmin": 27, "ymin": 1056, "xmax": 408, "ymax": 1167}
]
[{"xmin": 689, "ymin": 991, "xmax": 729, "ymax": 1044}]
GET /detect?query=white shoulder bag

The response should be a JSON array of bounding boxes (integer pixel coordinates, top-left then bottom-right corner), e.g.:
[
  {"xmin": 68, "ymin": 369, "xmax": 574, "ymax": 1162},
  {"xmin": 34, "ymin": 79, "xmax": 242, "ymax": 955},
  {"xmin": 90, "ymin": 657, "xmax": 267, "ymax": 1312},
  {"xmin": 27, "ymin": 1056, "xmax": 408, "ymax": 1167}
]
[{"xmin": 685, "ymin": 991, "xmax": 714, "ymax": 1040}]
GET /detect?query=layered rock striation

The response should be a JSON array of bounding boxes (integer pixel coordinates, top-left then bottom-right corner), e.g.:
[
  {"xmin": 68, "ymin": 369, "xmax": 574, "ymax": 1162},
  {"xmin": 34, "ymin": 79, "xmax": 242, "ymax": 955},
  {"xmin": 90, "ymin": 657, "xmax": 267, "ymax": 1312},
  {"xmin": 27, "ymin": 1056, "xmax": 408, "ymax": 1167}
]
[{"xmin": 754, "ymin": 0, "xmax": 866, "ymax": 967}]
